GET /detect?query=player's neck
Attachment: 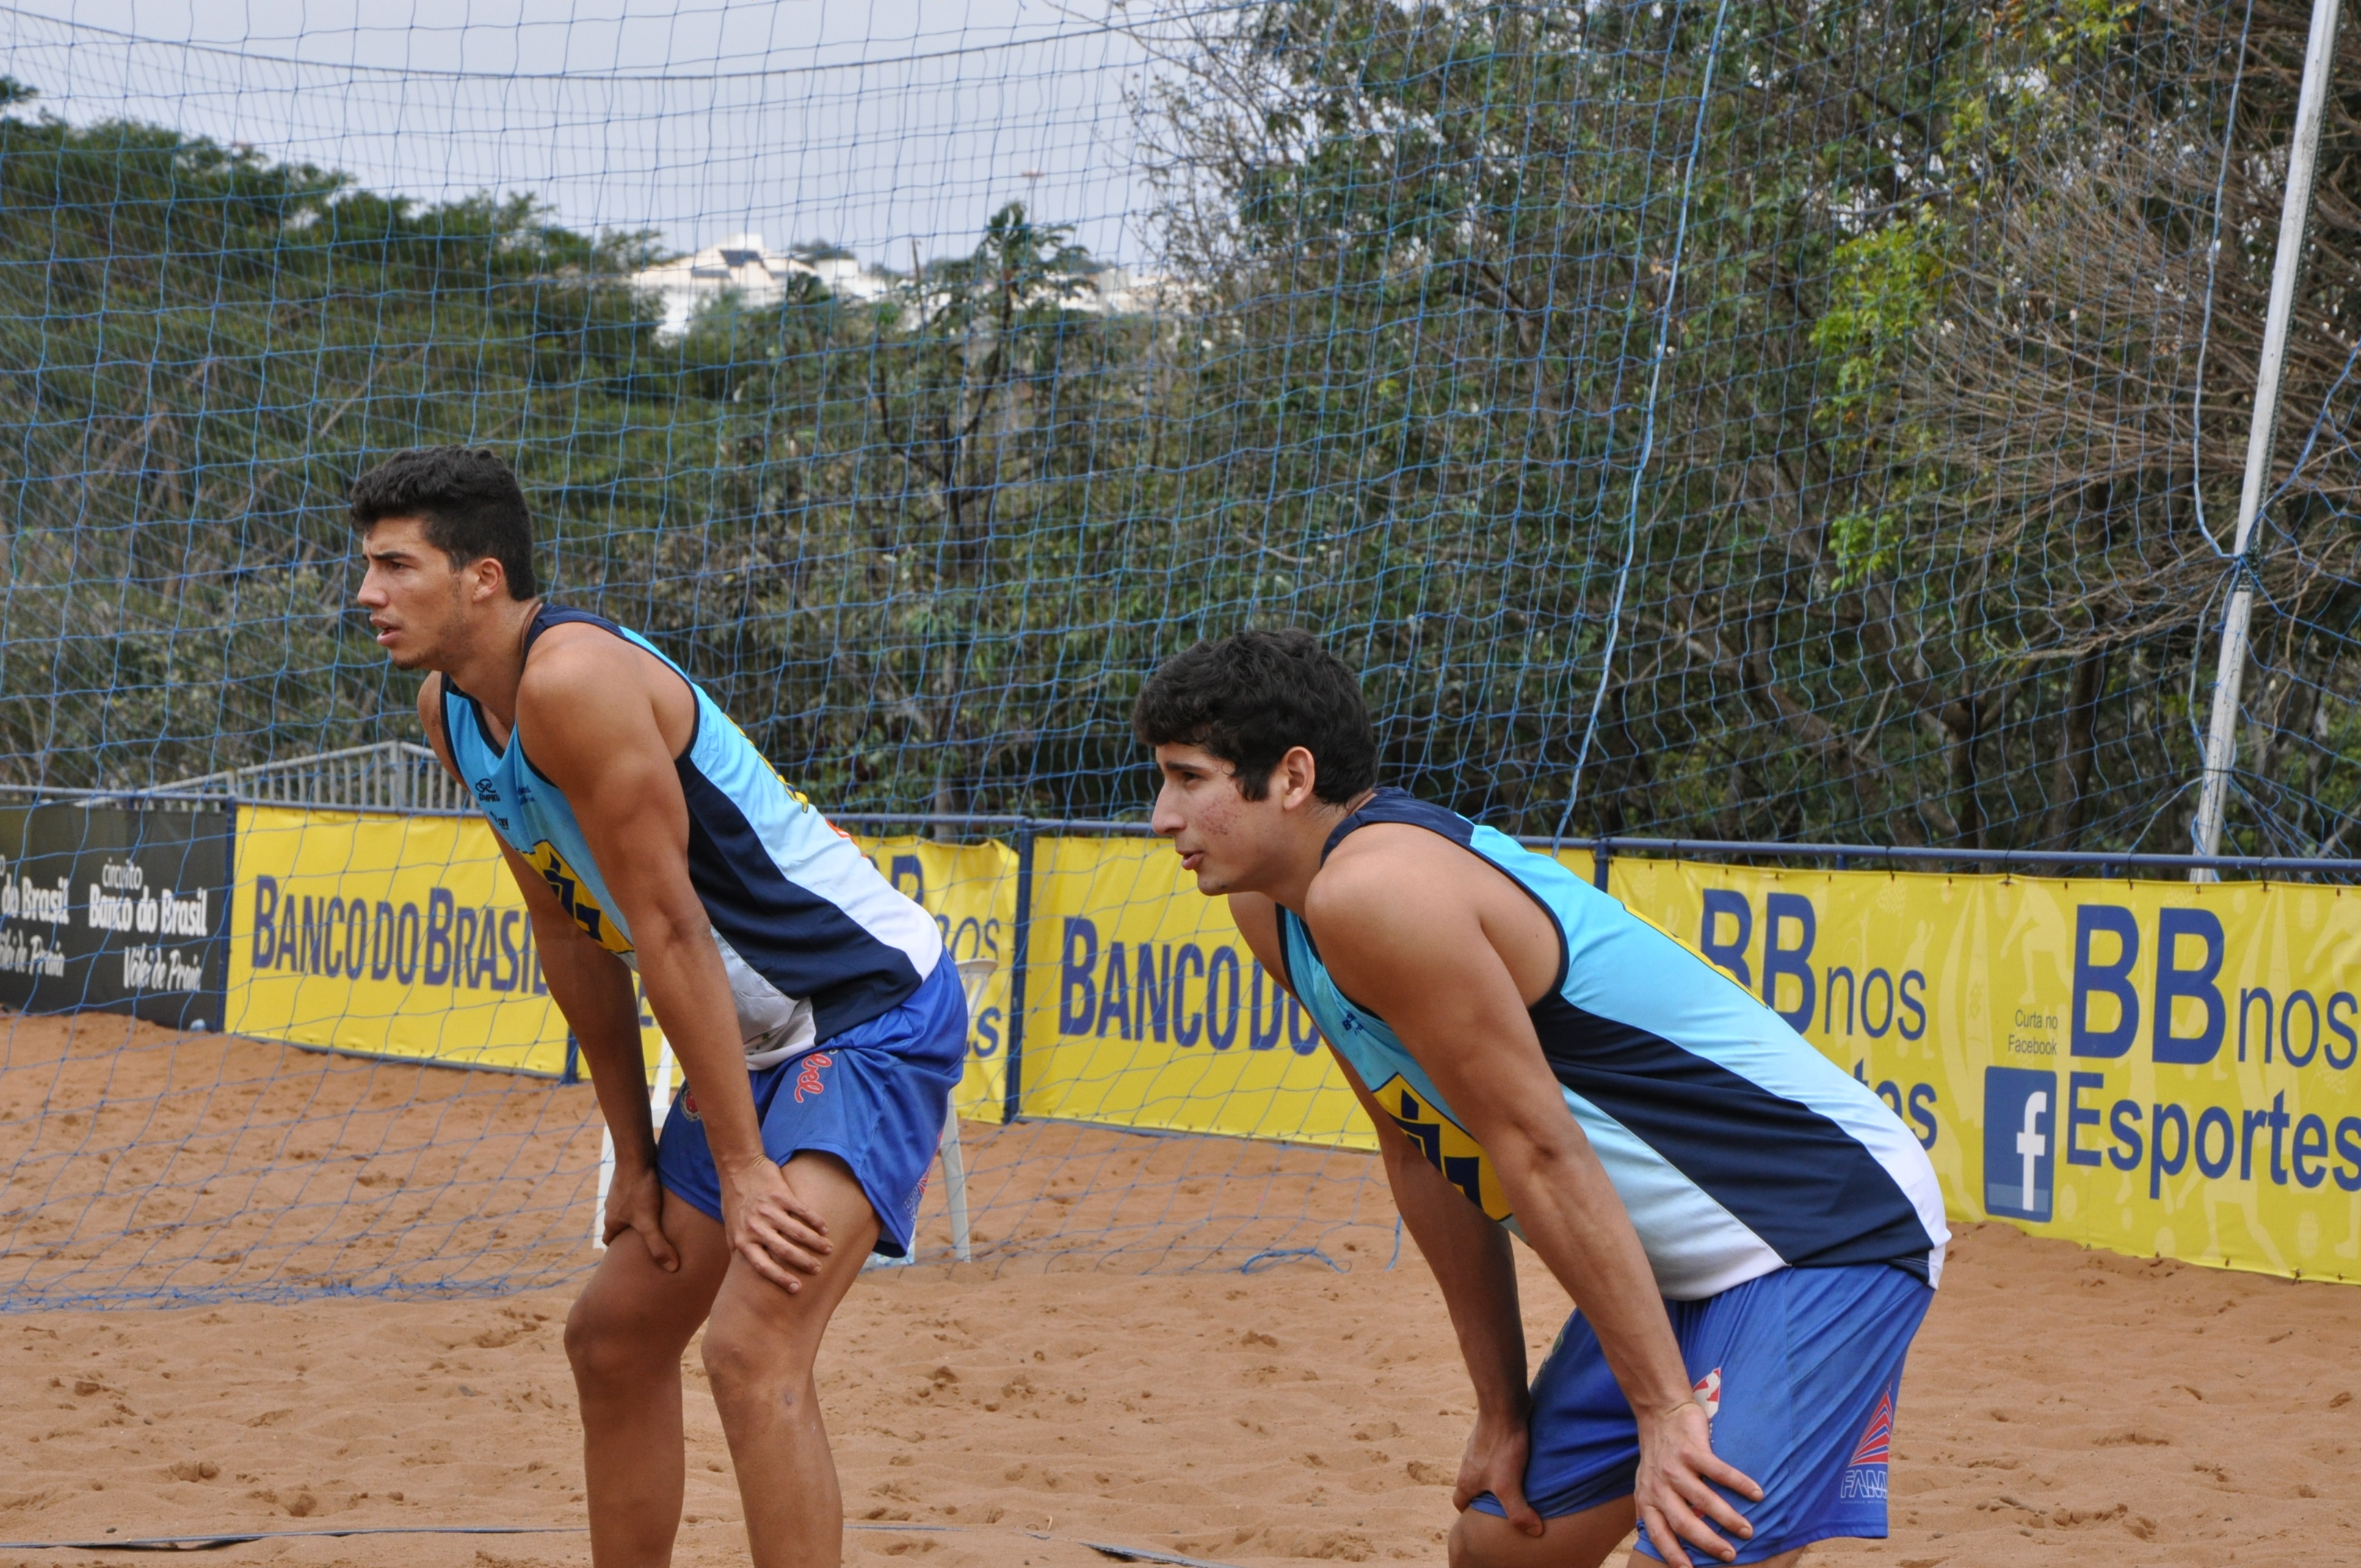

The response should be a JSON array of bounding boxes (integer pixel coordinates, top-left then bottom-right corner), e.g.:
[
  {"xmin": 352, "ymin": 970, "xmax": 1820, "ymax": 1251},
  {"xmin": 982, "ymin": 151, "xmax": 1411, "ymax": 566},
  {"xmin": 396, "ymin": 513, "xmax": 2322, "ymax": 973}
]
[
  {"xmin": 438, "ymin": 595, "xmax": 543, "ymax": 732},
  {"xmin": 1261, "ymin": 789, "xmax": 1374, "ymax": 914}
]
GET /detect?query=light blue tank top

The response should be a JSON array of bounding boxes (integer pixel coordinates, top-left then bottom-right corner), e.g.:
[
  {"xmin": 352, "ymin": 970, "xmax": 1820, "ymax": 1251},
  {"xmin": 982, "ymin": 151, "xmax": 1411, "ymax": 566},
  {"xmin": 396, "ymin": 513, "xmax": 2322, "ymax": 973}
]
[
  {"xmin": 1279, "ymin": 790, "xmax": 1945, "ymax": 1299},
  {"xmin": 436, "ymin": 606, "xmax": 940, "ymax": 1066}
]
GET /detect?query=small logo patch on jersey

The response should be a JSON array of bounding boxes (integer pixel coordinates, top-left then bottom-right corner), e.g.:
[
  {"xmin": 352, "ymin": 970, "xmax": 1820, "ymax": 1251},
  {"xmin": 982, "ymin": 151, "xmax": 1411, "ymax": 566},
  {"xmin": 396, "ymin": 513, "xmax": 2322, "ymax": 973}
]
[
  {"xmin": 473, "ymin": 777, "xmax": 501, "ymax": 802},
  {"xmin": 1371, "ymin": 1075, "xmax": 1512, "ymax": 1223},
  {"xmin": 793, "ymin": 1052, "xmax": 833, "ymax": 1103},
  {"xmin": 1692, "ymin": 1367, "xmax": 1722, "ymax": 1420},
  {"xmin": 1849, "ymin": 1390, "xmax": 1894, "ymax": 1467},
  {"xmin": 678, "ymin": 1087, "xmax": 702, "ymax": 1123},
  {"xmin": 524, "ymin": 841, "xmax": 632, "ymax": 955}
]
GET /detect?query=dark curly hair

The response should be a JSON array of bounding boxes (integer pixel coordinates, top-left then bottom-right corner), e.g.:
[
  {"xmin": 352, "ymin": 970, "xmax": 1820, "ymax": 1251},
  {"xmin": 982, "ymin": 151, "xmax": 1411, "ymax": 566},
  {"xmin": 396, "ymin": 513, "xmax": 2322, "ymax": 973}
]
[
  {"xmin": 1131, "ymin": 630, "xmax": 1377, "ymax": 803},
  {"xmin": 348, "ymin": 446, "xmax": 538, "ymax": 600}
]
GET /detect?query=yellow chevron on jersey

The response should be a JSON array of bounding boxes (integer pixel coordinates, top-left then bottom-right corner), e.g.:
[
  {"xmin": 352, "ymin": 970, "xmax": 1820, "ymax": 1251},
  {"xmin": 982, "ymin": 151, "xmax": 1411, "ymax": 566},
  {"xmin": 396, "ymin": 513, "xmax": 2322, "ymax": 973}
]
[
  {"xmin": 1374, "ymin": 1073, "xmax": 1513, "ymax": 1224},
  {"xmin": 526, "ymin": 841, "xmax": 633, "ymax": 955}
]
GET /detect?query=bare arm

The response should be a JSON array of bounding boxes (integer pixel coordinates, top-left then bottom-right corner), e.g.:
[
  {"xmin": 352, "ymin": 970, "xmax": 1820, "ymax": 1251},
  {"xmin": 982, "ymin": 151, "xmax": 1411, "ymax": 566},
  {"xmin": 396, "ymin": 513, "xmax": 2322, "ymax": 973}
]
[
  {"xmin": 1304, "ymin": 833, "xmax": 1760, "ymax": 1566},
  {"xmin": 1346, "ymin": 1056, "xmax": 1543, "ymax": 1531},
  {"xmin": 418, "ymin": 675, "xmax": 682, "ymax": 1269},
  {"xmin": 510, "ymin": 636, "xmax": 835, "ymax": 1291},
  {"xmin": 1230, "ymin": 893, "xmax": 1541, "ymax": 1533}
]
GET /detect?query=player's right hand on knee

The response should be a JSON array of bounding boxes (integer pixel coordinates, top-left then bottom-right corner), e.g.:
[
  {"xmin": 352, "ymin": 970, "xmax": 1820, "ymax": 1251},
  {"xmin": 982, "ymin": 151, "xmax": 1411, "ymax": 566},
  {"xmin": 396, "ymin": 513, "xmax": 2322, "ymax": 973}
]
[
  {"xmin": 604, "ymin": 1161, "xmax": 681, "ymax": 1273},
  {"xmin": 1453, "ymin": 1404, "xmax": 1542, "ymax": 1537},
  {"xmin": 717, "ymin": 1155, "xmax": 834, "ymax": 1291},
  {"xmin": 1633, "ymin": 1401, "xmax": 1761, "ymax": 1568}
]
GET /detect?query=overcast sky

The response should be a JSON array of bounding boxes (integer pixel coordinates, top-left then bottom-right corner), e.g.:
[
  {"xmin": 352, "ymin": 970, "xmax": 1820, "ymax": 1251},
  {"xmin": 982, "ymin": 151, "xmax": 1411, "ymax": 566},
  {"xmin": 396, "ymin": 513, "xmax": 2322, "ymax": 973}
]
[{"xmin": 0, "ymin": 0, "xmax": 1172, "ymax": 264}]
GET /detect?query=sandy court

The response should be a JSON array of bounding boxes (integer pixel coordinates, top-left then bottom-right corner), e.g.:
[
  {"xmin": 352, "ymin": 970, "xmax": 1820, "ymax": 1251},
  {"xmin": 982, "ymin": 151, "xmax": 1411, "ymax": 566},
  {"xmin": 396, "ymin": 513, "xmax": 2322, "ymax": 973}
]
[
  {"xmin": 2, "ymin": 1013, "xmax": 2357, "ymax": 1566},
  {"xmin": 0, "ymin": 1011, "xmax": 1397, "ymax": 1308}
]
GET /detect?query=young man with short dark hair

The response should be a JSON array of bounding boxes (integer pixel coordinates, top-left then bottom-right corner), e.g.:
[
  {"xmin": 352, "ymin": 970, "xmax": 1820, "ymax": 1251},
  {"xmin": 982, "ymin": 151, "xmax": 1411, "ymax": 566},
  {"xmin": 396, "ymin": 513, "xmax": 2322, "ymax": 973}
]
[
  {"xmin": 1135, "ymin": 629, "xmax": 1945, "ymax": 1568},
  {"xmin": 352, "ymin": 446, "xmax": 962, "ymax": 1568}
]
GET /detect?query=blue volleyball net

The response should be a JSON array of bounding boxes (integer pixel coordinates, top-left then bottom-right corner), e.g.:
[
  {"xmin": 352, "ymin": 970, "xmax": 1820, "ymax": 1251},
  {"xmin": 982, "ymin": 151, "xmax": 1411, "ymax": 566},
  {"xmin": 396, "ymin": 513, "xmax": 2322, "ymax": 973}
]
[{"xmin": 0, "ymin": 0, "xmax": 2352, "ymax": 1306}]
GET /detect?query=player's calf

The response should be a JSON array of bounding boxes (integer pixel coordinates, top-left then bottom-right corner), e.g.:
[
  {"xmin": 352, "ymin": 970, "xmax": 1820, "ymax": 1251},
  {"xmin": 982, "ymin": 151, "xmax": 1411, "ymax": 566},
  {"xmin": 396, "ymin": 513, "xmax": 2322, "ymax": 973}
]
[
  {"xmin": 698, "ymin": 1153, "xmax": 881, "ymax": 1568},
  {"xmin": 565, "ymin": 1198, "xmax": 733, "ymax": 1568}
]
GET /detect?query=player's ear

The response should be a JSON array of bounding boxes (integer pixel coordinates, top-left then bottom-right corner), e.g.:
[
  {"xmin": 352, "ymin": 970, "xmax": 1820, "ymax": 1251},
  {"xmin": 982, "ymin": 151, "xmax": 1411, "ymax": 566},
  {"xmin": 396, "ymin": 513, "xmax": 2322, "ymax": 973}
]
[
  {"xmin": 465, "ymin": 551, "xmax": 507, "ymax": 605},
  {"xmin": 1274, "ymin": 745, "xmax": 1319, "ymax": 810}
]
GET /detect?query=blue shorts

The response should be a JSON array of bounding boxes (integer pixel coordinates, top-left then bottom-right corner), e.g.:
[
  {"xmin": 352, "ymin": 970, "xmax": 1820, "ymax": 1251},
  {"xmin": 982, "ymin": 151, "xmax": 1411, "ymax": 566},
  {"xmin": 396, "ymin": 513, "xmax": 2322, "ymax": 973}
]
[
  {"xmin": 1471, "ymin": 1262, "xmax": 1932, "ymax": 1562},
  {"xmin": 655, "ymin": 959, "xmax": 966, "ymax": 1259}
]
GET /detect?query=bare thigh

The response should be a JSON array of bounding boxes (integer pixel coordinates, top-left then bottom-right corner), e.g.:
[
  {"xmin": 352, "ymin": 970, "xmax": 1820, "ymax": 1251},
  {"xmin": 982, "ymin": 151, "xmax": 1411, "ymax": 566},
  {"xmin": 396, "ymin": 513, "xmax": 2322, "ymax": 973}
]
[
  {"xmin": 1451, "ymin": 1497, "xmax": 1636, "ymax": 1568},
  {"xmin": 566, "ymin": 1186, "xmax": 735, "ymax": 1368},
  {"xmin": 701, "ymin": 1151, "xmax": 882, "ymax": 1378},
  {"xmin": 1453, "ymin": 1503, "xmax": 1810, "ymax": 1568}
]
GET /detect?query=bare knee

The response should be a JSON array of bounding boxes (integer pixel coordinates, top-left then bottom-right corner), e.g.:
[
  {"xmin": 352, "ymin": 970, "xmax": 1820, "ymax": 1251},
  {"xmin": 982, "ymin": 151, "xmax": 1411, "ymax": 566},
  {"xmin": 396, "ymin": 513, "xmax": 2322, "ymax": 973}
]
[
  {"xmin": 562, "ymin": 1293, "xmax": 631, "ymax": 1384},
  {"xmin": 565, "ymin": 1290, "xmax": 681, "ymax": 1389},
  {"xmin": 699, "ymin": 1304, "xmax": 816, "ymax": 1415}
]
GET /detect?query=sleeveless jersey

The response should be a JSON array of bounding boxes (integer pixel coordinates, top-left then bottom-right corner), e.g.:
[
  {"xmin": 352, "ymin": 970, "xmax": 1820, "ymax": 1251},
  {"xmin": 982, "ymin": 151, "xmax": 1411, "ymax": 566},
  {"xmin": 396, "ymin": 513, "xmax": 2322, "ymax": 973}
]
[
  {"xmin": 1279, "ymin": 790, "xmax": 1946, "ymax": 1299},
  {"xmin": 435, "ymin": 606, "xmax": 940, "ymax": 1068}
]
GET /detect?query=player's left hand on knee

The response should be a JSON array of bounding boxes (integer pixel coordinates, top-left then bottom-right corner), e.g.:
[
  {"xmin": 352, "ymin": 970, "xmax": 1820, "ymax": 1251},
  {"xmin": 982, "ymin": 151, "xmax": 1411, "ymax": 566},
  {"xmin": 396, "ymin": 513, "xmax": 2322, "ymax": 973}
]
[
  {"xmin": 1633, "ymin": 1401, "xmax": 1763, "ymax": 1568},
  {"xmin": 717, "ymin": 1155, "xmax": 835, "ymax": 1291}
]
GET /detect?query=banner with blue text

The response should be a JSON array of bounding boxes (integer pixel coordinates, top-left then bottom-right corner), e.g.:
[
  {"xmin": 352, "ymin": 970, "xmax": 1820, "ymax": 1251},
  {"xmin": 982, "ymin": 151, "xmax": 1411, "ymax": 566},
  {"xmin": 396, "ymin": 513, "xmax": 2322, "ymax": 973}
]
[{"xmin": 221, "ymin": 805, "xmax": 2357, "ymax": 1282}]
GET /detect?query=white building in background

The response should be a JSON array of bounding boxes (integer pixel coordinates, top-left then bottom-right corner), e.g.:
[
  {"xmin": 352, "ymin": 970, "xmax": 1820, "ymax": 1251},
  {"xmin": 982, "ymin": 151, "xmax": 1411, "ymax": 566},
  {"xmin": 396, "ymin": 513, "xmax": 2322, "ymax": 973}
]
[
  {"xmin": 1078, "ymin": 265, "xmax": 1197, "ymax": 318},
  {"xmin": 630, "ymin": 233, "xmax": 893, "ymax": 335},
  {"xmin": 629, "ymin": 233, "xmax": 1193, "ymax": 336}
]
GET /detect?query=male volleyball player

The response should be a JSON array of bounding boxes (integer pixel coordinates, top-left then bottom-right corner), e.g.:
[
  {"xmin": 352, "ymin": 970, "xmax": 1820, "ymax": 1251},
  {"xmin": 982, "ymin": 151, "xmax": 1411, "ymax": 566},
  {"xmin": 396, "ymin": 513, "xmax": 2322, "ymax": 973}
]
[
  {"xmin": 1135, "ymin": 631, "xmax": 1946, "ymax": 1568},
  {"xmin": 352, "ymin": 446, "xmax": 962, "ymax": 1568}
]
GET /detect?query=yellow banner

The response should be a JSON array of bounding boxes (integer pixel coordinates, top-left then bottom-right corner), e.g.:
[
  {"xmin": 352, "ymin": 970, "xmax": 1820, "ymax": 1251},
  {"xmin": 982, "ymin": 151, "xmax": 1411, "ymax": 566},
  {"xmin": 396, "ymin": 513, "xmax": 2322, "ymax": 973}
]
[
  {"xmin": 858, "ymin": 837, "xmax": 1017, "ymax": 1122},
  {"xmin": 229, "ymin": 807, "xmax": 581, "ymax": 1074},
  {"xmin": 1016, "ymin": 835, "xmax": 1371, "ymax": 1148},
  {"xmin": 1606, "ymin": 861, "xmax": 2361, "ymax": 1285},
  {"xmin": 229, "ymin": 809, "xmax": 1016, "ymax": 1107},
  {"xmin": 229, "ymin": 806, "xmax": 2361, "ymax": 1282}
]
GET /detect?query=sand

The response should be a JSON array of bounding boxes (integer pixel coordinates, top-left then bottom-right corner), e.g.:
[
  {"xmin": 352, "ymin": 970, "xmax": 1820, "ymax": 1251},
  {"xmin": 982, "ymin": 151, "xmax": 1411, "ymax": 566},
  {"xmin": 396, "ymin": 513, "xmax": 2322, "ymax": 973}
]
[{"xmin": 2, "ymin": 1011, "xmax": 2357, "ymax": 1566}]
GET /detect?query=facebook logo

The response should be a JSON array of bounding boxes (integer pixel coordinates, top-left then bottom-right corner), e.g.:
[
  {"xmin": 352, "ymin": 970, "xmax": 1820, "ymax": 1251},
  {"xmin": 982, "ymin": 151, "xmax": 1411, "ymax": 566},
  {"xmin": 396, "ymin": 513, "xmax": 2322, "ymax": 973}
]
[{"xmin": 1984, "ymin": 1067, "xmax": 2056, "ymax": 1222}]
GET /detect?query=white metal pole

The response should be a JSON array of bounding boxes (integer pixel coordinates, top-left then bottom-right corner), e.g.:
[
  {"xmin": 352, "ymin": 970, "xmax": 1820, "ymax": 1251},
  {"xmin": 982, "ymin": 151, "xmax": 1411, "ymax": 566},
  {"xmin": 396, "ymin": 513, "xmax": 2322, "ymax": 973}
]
[{"xmin": 2190, "ymin": 0, "xmax": 2344, "ymax": 879}]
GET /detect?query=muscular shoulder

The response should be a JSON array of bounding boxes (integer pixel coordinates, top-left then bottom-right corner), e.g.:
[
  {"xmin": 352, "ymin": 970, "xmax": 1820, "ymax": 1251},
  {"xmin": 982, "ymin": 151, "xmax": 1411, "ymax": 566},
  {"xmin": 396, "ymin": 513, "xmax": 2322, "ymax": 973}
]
[
  {"xmin": 515, "ymin": 623, "xmax": 696, "ymax": 776},
  {"xmin": 1310, "ymin": 824, "xmax": 1484, "ymax": 914},
  {"xmin": 1308, "ymin": 824, "xmax": 1558, "ymax": 1005},
  {"xmin": 1305, "ymin": 825, "xmax": 1485, "ymax": 950},
  {"xmin": 517, "ymin": 623, "xmax": 646, "ymax": 712}
]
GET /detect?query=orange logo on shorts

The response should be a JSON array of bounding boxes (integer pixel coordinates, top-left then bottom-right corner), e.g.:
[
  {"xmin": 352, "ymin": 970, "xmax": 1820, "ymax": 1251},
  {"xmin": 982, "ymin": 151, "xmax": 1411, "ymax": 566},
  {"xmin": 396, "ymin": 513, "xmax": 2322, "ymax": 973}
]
[
  {"xmin": 679, "ymin": 1087, "xmax": 702, "ymax": 1122},
  {"xmin": 793, "ymin": 1053, "xmax": 833, "ymax": 1103}
]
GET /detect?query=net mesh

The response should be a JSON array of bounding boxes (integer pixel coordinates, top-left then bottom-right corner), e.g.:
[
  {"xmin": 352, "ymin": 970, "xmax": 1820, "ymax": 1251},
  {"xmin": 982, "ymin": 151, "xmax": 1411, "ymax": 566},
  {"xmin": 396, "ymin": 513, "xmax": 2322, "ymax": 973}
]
[{"xmin": 0, "ymin": 0, "xmax": 2352, "ymax": 1306}]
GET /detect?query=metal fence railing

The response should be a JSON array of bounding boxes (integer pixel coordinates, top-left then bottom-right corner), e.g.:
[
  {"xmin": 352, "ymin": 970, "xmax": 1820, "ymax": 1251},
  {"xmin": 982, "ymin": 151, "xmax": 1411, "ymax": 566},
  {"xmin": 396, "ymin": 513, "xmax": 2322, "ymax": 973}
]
[{"xmin": 156, "ymin": 741, "xmax": 471, "ymax": 814}]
